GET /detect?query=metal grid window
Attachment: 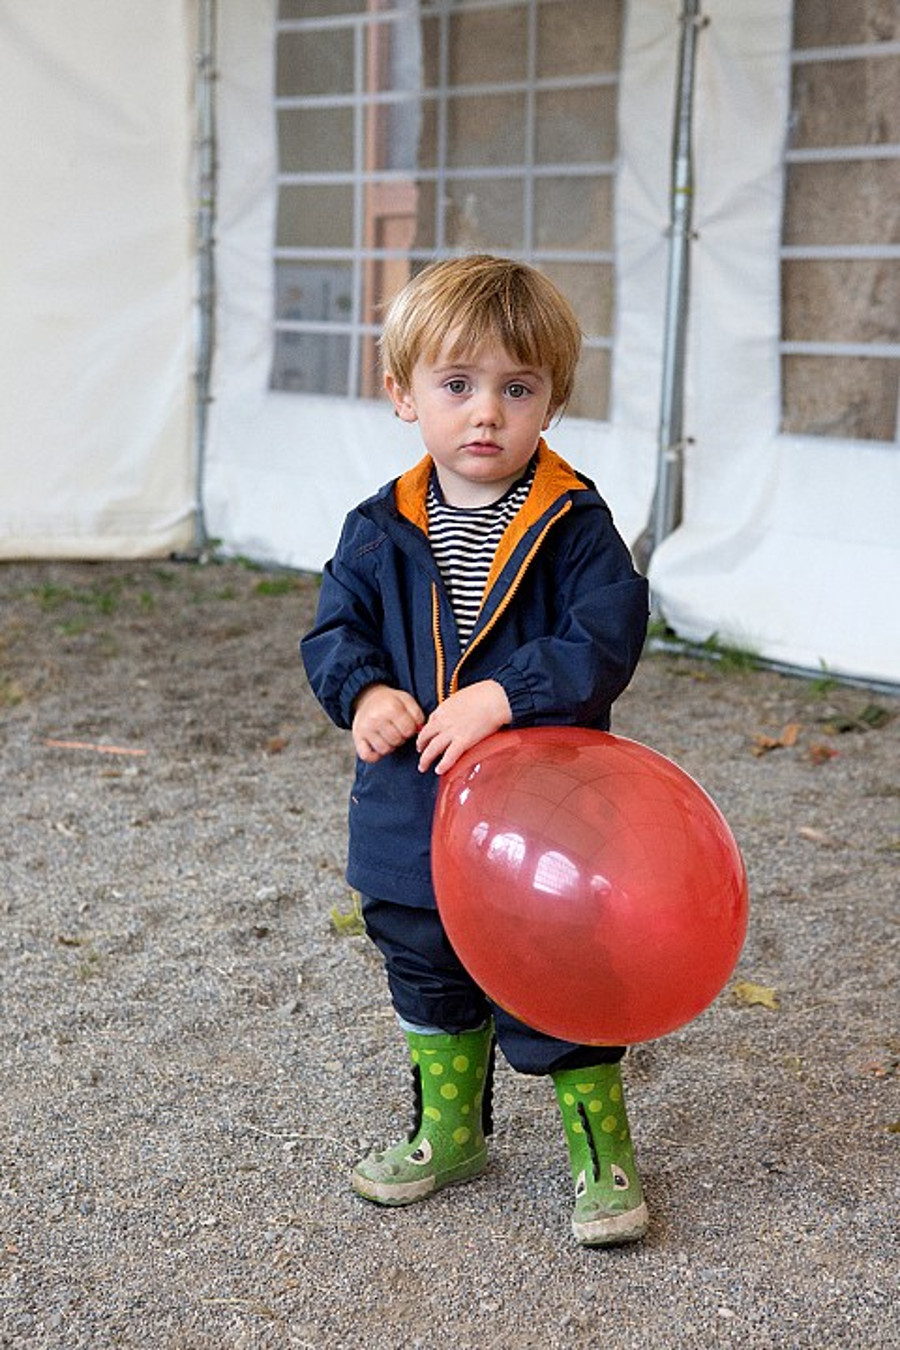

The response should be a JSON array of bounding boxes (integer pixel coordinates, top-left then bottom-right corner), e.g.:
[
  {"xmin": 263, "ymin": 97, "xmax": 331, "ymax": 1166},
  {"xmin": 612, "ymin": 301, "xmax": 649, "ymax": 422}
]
[
  {"xmin": 781, "ymin": 2, "xmax": 900, "ymax": 443},
  {"xmin": 272, "ymin": 0, "xmax": 623, "ymax": 419}
]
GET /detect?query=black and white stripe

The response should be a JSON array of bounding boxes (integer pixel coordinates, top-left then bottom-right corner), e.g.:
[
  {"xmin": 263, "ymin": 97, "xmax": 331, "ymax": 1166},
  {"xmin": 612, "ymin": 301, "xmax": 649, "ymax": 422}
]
[{"xmin": 427, "ymin": 463, "xmax": 535, "ymax": 647}]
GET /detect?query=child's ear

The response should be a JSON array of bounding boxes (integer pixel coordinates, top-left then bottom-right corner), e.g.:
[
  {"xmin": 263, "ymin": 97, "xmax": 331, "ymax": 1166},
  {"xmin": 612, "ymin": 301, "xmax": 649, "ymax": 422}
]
[{"xmin": 384, "ymin": 372, "xmax": 418, "ymax": 422}]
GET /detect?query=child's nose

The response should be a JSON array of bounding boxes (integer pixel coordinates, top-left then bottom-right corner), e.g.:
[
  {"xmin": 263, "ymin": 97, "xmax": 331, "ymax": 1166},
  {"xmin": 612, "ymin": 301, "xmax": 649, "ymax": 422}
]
[{"xmin": 471, "ymin": 389, "xmax": 502, "ymax": 426}]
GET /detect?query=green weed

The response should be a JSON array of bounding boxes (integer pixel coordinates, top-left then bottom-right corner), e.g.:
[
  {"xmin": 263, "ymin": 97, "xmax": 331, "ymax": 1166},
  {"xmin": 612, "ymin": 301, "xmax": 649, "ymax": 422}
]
[
  {"xmin": 77, "ymin": 947, "xmax": 103, "ymax": 981},
  {"xmin": 254, "ymin": 577, "xmax": 302, "ymax": 597},
  {"xmin": 806, "ymin": 661, "xmax": 839, "ymax": 698},
  {"xmin": 698, "ymin": 633, "xmax": 760, "ymax": 672},
  {"xmin": 33, "ymin": 580, "xmax": 123, "ymax": 616},
  {"xmin": 645, "ymin": 623, "xmax": 760, "ymax": 673},
  {"xmin": 0, "ymin": 674, "xmax": 24, "ymax": 707},
  {"xmin": 330, "ymin": 892, "xmax": 365, "ymax": 938}
]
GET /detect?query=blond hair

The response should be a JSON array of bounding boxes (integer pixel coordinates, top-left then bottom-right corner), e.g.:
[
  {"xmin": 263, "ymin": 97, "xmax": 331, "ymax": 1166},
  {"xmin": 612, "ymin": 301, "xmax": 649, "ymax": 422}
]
[{"xmin": 379, "ymin": 254, "xmax": 582, "ymax": 413}]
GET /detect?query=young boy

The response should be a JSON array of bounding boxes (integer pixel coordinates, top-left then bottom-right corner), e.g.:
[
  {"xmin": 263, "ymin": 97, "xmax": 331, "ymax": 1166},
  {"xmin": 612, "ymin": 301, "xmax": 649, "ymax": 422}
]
[{"xmin": 301, "ymin": 255, "xmax": 650, "ymax": 1246}]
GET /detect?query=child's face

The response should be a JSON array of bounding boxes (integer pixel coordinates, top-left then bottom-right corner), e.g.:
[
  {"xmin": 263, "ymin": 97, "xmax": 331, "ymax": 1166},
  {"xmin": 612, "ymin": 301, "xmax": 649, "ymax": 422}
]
[{"xmin": 385, "ymin": 338, "xmax": 557, "ymax": 507}]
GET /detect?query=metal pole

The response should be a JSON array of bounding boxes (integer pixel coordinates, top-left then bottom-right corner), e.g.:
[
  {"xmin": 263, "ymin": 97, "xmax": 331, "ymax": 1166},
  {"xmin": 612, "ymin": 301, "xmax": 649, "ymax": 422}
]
[
  {"xmin": 648, "ymin": 0, "xmax": 706, "ymax": 560},
  {"xmin": 192, "ymin": 0, "xmax": 217, "ymax": 555}
]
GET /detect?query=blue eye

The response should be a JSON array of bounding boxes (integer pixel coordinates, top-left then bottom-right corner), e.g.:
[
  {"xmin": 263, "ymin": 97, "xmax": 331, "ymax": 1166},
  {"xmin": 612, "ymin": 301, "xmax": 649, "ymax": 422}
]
[
  {"xmin": 507, "ymin": 382, "xmax": 530, "ymax": 399},
  {"xmin": 445, "ymin": 378, "xmax": 468, "ymax": 395}
]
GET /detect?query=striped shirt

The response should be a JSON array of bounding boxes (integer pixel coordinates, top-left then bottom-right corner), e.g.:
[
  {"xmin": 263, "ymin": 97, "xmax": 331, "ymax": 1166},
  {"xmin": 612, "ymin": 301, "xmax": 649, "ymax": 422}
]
[{"xmin": 427, "ymin": 461, "xmax": 536, "ymax": 648}]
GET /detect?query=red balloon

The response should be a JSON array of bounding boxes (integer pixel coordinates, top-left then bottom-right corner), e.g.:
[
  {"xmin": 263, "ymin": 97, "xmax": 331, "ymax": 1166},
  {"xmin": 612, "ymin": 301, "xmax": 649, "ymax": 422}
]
[{"xmin": 433, "ymin": 728, "xmax": 748, "ymax": 1045}]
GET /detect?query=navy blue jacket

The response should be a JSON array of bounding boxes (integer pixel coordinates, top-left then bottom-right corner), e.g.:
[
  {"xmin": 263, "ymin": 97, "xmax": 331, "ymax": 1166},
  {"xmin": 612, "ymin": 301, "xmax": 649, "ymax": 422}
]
[{"xmin": 301, "ymin": 441, "xmax": 649, "ymax": 908}]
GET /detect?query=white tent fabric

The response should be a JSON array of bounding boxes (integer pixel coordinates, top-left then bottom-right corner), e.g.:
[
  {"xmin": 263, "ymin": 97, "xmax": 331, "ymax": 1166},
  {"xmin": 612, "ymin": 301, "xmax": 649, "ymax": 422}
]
[
  {"xmin": 644, "ymin": 2, "xmax": 900, "ymax": 685},
  {"xmin": 1, "ymin": 2, "xmax": 897, "ymax": 684},
  {"xmin": 0, "ymin": 2, "xmax": 196, "ymax": 558}
]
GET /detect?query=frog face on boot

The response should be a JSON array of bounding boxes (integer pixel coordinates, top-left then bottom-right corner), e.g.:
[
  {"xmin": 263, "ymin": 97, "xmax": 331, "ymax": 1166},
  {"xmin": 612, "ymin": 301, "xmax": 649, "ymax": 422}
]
[
  {"xmin": 352, "ymin": 1026, "xmax": 494, "ymax": 1206},
  {"xmin": 553, "ymin": 1065, "xmax": 648, "ymax": 1246}
]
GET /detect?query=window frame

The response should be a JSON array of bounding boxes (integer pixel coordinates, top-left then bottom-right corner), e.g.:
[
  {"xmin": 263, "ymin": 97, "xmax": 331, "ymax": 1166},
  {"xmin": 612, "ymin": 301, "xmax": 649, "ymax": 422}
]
[{"xmin": 272, "ymin": 0, "xmax": 621, "ymax": 416}]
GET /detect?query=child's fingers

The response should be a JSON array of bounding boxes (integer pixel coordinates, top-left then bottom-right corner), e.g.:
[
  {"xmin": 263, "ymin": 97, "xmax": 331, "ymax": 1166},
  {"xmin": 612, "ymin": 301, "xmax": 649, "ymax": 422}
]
[
  {"xmin": 395, "ymin": 702, "xmax": 426, "ymax": 740},
  {"xmin": 359, "ymin": 718, "xmax": 414, "ymax": 761},
  {"xmin": 416, "ymin": 725, "xmax": 449, "ymax": 773},
  {"xmin": 353, "ymin": 687, "xmax": 425, "ymax": 760}
]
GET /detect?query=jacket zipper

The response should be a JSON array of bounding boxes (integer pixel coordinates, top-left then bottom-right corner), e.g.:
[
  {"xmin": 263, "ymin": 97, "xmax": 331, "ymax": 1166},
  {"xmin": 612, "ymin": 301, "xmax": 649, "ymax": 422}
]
[{"xmin": 431, "ymin": 582, "xmax": 446, "ymax": 703}]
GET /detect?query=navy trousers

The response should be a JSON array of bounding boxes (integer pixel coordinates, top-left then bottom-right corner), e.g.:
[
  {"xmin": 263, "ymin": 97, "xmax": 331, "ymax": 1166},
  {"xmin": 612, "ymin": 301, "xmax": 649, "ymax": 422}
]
[{"xmin": 362, "ymin": 897, "xmax": 624, "ymax": 1076}]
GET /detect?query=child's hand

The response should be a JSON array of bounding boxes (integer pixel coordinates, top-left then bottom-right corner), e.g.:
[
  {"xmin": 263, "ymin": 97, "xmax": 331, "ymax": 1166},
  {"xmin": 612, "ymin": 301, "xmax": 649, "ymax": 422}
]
[
  {"xmin": 416, "ymin": 681, "xmax": 511, "ymax": 776},
  {"xmin": 352, "ymin": 684, "xmax": 425, "ymax": 763}
]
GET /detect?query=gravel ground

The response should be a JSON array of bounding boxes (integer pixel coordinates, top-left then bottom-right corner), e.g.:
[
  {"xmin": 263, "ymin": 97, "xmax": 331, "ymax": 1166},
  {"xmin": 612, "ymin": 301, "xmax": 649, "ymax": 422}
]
[{"xmin": 1, "ymin": 559, "xmax": 898, "ymax": 1350}]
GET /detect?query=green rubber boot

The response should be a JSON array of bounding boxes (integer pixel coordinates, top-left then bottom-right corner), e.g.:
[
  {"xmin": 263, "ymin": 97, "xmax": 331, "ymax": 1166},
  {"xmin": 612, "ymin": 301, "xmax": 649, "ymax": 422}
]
[
  {"xmin": 352, "ymin": 1025, "xmax": 494, "ymax": 1206},
  {"xmin": 552, "ymin": 1063, "xmax": 648, "ymax": 1247}
]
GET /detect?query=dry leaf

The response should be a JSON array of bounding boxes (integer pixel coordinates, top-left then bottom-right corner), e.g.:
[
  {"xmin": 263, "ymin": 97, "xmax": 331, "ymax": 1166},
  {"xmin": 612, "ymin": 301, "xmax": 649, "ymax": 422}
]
[
  {"xmin": 732, "ymin": 980, "xmax": 780, "ymax": 1011},
  {"xmin": 751, "ymin": 723, "xmax": 801, "ymax": 757},
  {"xmin": 779, "ymin": 722, "xmax": 801, "ymax": 747},
  {"xmin": 44, "ymin": 738, "xmax": 147, "ymax": 756},
  {"xmin": 861, "ymin": 1057, "xmax": 899, "ymax": 1080},
  {"xmin": 797, "ymin": 825, "xmax": 835, "ymax": 846},
  {"xmin": 809, "ymin": 743, "xmax": 838, "ymax": 765}
]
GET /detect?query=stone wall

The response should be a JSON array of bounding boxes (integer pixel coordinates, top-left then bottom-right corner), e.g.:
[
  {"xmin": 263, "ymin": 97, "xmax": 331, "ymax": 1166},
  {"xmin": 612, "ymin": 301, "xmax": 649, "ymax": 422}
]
[{"xmin": 782, "ymin": 0, "xmax": 900, "ymax": 440}]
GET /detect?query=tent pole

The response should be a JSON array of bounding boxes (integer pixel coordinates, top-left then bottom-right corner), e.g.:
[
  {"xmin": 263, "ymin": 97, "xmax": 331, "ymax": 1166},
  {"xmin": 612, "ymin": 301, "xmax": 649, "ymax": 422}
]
[
  {"xmin": 638, "ymin": 0, "xmax": 706, "ymax": 576},
  {"xmin": 192, "ymin": 0, "xmax": 217, "ymax": 555}
]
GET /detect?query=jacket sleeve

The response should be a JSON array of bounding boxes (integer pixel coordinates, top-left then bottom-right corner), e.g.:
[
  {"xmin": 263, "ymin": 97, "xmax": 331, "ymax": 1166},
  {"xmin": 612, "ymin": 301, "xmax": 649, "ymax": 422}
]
[
  {"xmin": 491, "ymin": 504, "xmax": 649, "ymax": 728},
  {"xmin": 300, "ymin": 514, "xmax": 396, "ymax": 731}
]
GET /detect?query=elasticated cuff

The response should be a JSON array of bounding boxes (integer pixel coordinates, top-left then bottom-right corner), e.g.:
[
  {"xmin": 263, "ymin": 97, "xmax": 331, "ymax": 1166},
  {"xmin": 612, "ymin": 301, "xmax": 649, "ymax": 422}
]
[
  {"xmin": 494, "ymin": 666, "xmax": 537, "ymax": 726},
  {"xmin": 339, "ymin": 660, "xmax": 395, "ymax": 728}
]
